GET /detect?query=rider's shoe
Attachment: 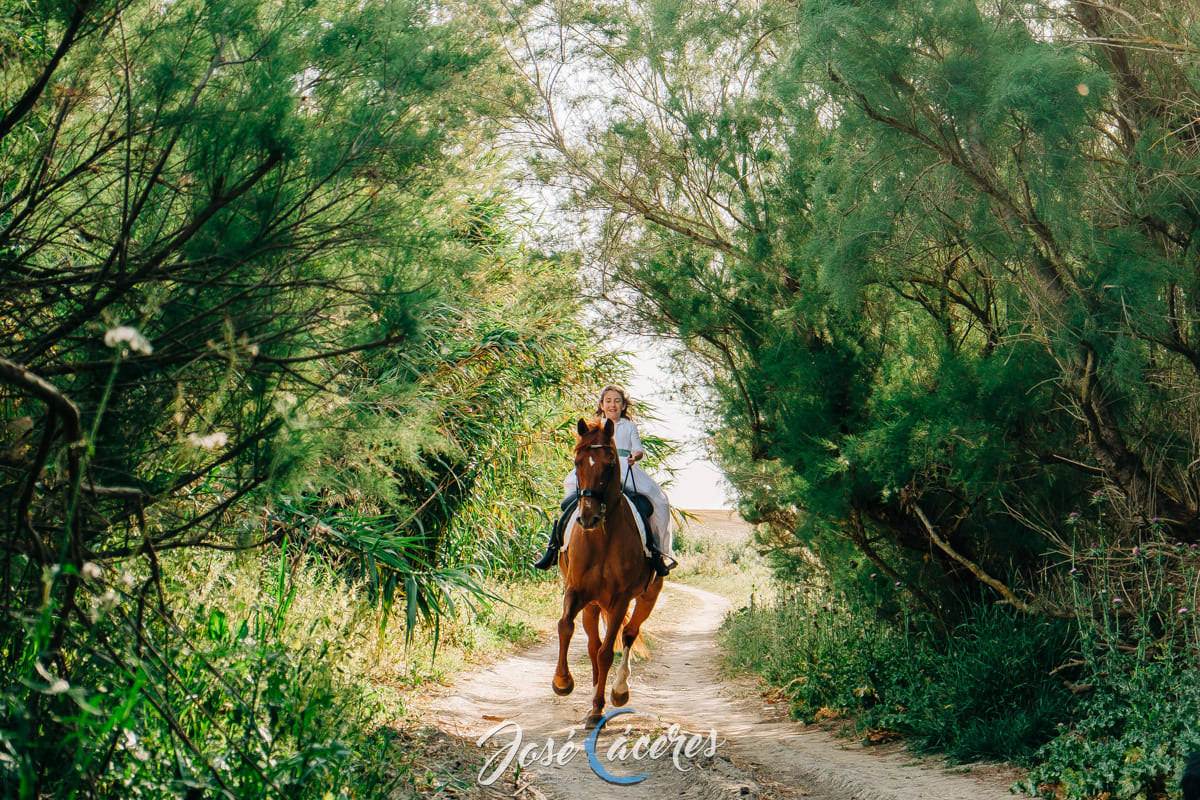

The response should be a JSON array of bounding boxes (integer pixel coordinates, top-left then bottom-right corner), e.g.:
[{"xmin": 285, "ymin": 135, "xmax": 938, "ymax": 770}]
[
  {"xmin": 533, "ymin": 527, "xmax": 561, "ymax": 570},
  {"xmin": 648, "ymin": 549, "xmax": 677, "ymax": 577}
]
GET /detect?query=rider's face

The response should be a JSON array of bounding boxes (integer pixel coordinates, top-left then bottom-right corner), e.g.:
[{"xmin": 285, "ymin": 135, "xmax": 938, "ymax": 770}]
[{"xmin": 600, "ymin": 390, "xmax": 625, "ymax": 421}]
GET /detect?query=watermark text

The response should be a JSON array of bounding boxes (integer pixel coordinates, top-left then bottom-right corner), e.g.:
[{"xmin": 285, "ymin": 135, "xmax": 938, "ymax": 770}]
[{"xmin": 476, "ymin": 708, "xmax": 722, "ymax": 785}]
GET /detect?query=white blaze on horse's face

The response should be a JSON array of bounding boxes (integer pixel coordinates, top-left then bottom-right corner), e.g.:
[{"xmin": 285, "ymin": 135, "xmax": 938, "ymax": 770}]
[{"xmin": 575, "ymin": 416, "xmax": 618, "ymax": 530}]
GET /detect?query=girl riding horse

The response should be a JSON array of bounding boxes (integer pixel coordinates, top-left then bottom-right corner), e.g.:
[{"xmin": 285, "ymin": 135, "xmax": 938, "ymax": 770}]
[{"xmin": 534, "ymin": 385, "xmax": 675, "ymax": 576}]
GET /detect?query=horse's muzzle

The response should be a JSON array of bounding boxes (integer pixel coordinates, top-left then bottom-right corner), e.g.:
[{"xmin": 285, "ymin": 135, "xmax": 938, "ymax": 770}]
[{"xmin": 578, "ymin": 501, "xmax": 605, "ymax": 530}]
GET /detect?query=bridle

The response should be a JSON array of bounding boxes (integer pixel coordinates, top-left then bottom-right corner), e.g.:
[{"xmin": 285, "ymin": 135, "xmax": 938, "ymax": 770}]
[{"xmin": 577, "ymin": 443, "xmax": 618, "ymax": 523}]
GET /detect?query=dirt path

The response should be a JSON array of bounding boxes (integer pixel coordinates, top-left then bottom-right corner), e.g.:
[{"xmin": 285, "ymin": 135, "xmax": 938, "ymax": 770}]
[{"xmin": 422, "ymin": 516, "xmax": 1025, "ymax": 800}]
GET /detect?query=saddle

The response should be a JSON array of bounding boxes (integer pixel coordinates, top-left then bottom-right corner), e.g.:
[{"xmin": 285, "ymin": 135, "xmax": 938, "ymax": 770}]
[{"xmin": 555, "ymin": 491, "xmax": 654, "ymax": 543}]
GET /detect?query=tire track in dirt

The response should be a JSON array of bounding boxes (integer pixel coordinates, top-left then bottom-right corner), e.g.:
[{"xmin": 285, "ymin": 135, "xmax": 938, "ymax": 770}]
[{"xmin": 423, "ymin": 571, "xmax": 1023, "ymax": 800}]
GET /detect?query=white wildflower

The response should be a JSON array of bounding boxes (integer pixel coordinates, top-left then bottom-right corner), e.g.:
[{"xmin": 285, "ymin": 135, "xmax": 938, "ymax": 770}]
[
  {"xmin": 187, "ymin": 431, "xmax": 228, "ymax": 450},
  {"xmin": 35, "ymin": 663, "xmax": 69, "ymax": 694},
  {"xmin": 91, "ymin": 587, "xmax": 119, "ymax": 622},
  {"xmin": 119, "ymin": 730, "xmax": 150, "ymax": 762},
  {"xmin": 90, "ymin": 589, "xmax": 120, "ymax": 621},
  {"xmin": 103, "ymin": 326, "xmax": 153, "ymax": 355},
  {"xmin": 81, "ymin": 562, "xmax": 102, "ymax": 581}
]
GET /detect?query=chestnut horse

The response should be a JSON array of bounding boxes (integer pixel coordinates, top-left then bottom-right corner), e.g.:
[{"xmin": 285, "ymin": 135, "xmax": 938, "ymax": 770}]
[{"xmin": 552, "ymin": 417, "xmax": 663, "ymax": 727}]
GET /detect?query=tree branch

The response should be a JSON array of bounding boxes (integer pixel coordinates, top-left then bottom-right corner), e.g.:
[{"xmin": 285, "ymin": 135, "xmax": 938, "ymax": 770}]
[{"xmin": 911, "ymin": 501, "xmax": 1035, "ymax": 613}]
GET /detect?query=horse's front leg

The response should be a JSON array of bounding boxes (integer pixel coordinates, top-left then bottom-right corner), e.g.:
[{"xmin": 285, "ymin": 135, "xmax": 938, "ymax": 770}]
[
  {"xmin": 587, "ymin": 599, "xmax": 631, "ymax": 727},
  {"xmin": 581, "ymin": 604, "xmax": 602, "ymax": 690},
  {"xmin": 554, "ymin": 591, "xmax": 585, "ymax": 696},
  {"xmin": 613, "ymin": 582, "xmax": 661, "ymax": 707}
]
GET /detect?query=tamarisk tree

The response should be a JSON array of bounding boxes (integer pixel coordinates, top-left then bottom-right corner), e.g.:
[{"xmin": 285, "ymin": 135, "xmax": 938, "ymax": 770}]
[
  {"xmin": 507, "ymin": 0, "xmax": 1200, "ymax": 620},
  {"xmin": 0, "ymin": 0, "xmax": 617, "ymax": 793}
]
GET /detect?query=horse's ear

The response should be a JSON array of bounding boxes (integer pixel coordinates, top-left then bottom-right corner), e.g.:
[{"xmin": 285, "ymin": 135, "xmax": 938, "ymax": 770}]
[
  {"xmin": 603, "ymin": 418, "xmax": 614, "ymax": 437},
  {"xmin": 577, "ymin": 417, "xmax": 589, "ymax": 436}
]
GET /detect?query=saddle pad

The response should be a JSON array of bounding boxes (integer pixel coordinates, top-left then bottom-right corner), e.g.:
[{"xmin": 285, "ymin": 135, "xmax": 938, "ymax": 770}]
[{"xmin": 561, "ymin": 496, "xmax": 650, "ymax": 557}]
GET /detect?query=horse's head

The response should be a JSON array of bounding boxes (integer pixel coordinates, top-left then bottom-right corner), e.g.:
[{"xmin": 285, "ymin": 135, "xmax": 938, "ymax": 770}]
[{"xmin": 574, "ymin": 417, "xmax": 619, "ymax": 530}]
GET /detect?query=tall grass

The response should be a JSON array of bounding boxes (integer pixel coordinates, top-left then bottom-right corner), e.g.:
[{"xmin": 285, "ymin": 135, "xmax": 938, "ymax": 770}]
[
  {"xmin": 0, "ymin": 546, "xmax": 411, "ymax": 799},
  {"xmin": 720, "ymin": 523, "xmax": 1200, "ymax": 798},
  {"xmin": 0, "ymin": 538, "xmax": 564, "ymax": 799}
]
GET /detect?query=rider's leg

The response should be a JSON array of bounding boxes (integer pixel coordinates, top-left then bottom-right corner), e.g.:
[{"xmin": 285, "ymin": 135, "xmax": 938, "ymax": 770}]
[
  {"xmin": 645, "ymin": 515, "xmax": 676, "ymax": 577},
  {"xmin": 533, "ymin": 482, "xmax": 580, "ymax": 571}
]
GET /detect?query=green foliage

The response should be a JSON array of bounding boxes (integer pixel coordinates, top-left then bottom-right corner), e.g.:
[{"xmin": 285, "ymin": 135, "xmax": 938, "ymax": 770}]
[
  {"xmin": 1020, "ymin": 654, "xmax": 1200, "ymax": 800},
  {"xmin": 0, "ymin": 0, "xmax": 609, "ymax": 796},
  {"xmin": 721, "ymin": 589, "xmax": 1076, "ymax": 763},
  {"xmin": 1014, "ymin": 516, "xmax": 1200, "ymax": 799},
  {"xmin": 518, "ymin": 0, "xmax": 1200, "ymax": 749},
  {"xmin": 0, "ymin": 549, "xmax": 408, "ymax": 799}
]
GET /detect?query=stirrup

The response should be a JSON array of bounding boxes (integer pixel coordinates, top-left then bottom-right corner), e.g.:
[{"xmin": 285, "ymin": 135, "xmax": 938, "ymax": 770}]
[{"xmin": 648, "ymin": 551, "xmax": 677, "ymax": 577}]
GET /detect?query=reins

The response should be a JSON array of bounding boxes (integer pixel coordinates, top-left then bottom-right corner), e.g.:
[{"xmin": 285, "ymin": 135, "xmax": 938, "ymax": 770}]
[{"xmin": 623, "ymin": 457, "xmax": 640, "ymax": 495}]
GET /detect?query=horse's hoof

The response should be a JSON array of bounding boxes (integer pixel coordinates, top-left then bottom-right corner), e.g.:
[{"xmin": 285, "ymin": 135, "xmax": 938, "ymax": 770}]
[
  {"xmin": 585, "ymin": 713, "xmax": 605, "ymax": 729},
  {"xmin": 612, "ymin": 688, "xmax": 629, "ymax": 707},
  {"xmin": 553, "ymin": 676, "xmax": 574, "ymax": 696}
]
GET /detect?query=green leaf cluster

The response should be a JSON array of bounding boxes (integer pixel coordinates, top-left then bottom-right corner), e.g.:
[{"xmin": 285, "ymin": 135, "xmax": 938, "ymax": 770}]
[
  {"xmin": 0, "ymin": 0, "xmax": 608, "ymax": 795},
  {"xmin": 514, "ymin": 0, "xmax": 1200, "ymax": 790}
]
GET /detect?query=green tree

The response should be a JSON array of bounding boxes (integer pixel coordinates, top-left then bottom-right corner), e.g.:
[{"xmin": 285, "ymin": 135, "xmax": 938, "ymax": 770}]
[
  {"xmin": 507, "ymin": 0, "xmax": 1200, "ymax": 623},
  {"xmin": 0, "ymin": 0, "xmax": 607, "ymax": 795},
  {"xmin": 0, "ymin": 0, "xmax": 478, "ymax": 561}
]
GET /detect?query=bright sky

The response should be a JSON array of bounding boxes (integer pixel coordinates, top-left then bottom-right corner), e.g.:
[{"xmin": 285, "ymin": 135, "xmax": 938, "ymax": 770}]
[{"xmin": 620, "ymin": 338, "xmax": 733, "ymax": 511}]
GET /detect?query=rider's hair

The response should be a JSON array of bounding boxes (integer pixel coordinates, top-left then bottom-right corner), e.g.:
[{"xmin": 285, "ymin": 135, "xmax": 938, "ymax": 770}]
[{"xmin": 595, "ymin": 385, "xmax": 634, "ymax": 420}]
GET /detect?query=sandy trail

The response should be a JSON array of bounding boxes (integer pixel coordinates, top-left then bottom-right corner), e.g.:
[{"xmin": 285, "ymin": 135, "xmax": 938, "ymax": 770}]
[{"xmin": 424, "ymin": 516, "xmax": 1023, "ymax": 800}]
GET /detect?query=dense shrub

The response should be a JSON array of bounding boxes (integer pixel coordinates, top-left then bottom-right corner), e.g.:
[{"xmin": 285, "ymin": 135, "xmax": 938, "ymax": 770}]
[
  {"xmin": 720, "ymin": 590, "xmax": 1075, "ymax": 763},
  {"xmin": 1019, "ymin": 656, "xmax": 1200, "ymax": 799}
]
